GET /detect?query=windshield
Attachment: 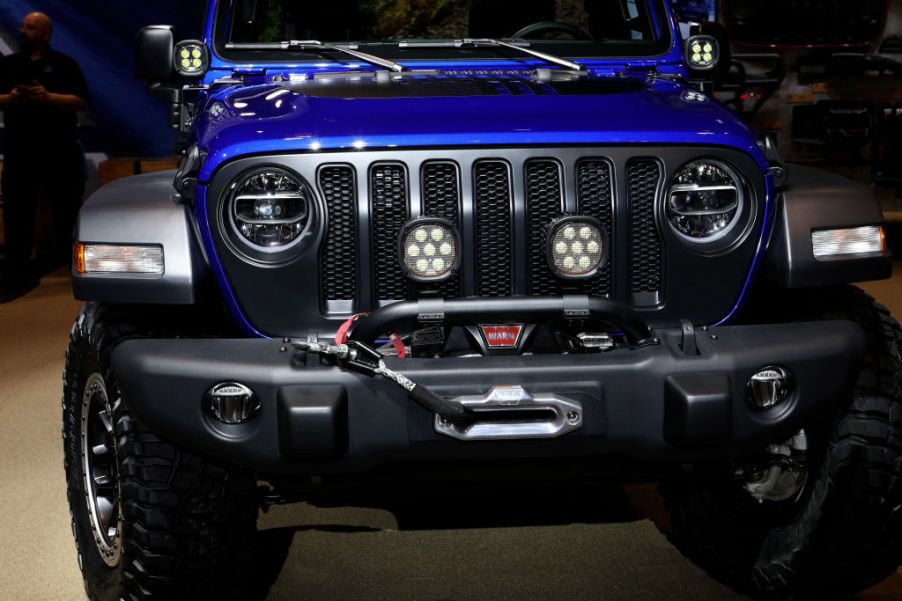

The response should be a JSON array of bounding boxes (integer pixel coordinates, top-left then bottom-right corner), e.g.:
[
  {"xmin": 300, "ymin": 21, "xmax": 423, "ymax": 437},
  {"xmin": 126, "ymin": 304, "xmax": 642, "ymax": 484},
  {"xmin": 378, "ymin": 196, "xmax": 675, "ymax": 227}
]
[{"xmin": 215, "ymin": 0, "xmax": 672, "ymax": 60}]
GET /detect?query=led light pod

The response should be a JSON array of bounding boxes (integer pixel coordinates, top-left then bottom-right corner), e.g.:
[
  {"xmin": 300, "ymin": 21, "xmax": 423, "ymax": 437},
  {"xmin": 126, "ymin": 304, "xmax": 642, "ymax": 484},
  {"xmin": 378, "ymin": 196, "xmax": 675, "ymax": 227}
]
[
  {"xmin": 399, "ymin": 218, "xmax": 460, "ymax": 281},
  {"xmin": 685, "ymin": 35, "xmax": 719, "ymax": 71},
  {"xmin": 173, "ymin": 40, "xmax": 209, "ymax": 77},
  {"xmin": 546, "ymin": 216, "xmax": 606, "ymax": 279}
]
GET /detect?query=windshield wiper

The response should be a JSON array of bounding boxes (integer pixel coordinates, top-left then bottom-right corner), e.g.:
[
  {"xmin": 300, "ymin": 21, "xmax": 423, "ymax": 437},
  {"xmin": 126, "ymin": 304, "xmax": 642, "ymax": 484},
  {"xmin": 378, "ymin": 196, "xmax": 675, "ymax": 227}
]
[
  {"xmin": 225, "ymin": 40, "xmax": 408, "ymax": 73},
  {"xmin": 398, "ymin": 38, "xmax": 586, "ymax": 72}
]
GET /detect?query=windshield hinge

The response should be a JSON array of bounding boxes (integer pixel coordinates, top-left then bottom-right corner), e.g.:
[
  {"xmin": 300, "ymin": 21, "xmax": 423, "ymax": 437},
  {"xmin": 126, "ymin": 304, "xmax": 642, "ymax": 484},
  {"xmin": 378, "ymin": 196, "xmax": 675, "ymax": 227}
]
[{"xmin": 233, "ymin": 67, "xmax": 267, "ymax": 77}]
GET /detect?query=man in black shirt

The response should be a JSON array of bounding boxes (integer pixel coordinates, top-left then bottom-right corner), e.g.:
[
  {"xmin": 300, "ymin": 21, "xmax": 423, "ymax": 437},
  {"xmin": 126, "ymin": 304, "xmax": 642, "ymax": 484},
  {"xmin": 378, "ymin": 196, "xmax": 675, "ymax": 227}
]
[{"xmin": 0, "ymin": 11, "xmax": 89, "ymax": 299}]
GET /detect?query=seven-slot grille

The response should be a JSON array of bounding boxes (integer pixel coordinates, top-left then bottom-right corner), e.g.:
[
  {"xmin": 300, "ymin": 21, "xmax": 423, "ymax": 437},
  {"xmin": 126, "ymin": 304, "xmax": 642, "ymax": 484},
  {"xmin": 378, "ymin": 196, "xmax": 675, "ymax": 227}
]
[{"xmin": 318, "ymin": 154, "xmax": 664, "ymax": 311}]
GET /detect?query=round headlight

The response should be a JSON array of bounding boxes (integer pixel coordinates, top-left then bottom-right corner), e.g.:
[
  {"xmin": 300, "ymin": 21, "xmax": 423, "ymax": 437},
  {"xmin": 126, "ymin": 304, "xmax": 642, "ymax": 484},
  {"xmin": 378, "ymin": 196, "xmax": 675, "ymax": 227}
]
[
  {"xmin": 547, "ymin": 217, "xmax": 606, "ymax": 278},
  {"xmin": 399, "ymin": 218, "xmax": 459, "ymax": 281},
  {"xmin": 227, "ymin": 168, "xmax": 312, "ymax": 252},
  {"xmin": 668, "ymin": 160, "xmax": 743, "ymax": 242}
]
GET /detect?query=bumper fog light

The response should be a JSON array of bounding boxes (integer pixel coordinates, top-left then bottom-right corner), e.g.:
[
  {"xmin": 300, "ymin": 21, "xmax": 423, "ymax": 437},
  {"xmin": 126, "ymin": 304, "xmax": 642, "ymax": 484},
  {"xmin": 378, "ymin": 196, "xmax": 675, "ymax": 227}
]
[
  {"xmin": 207, "ymin": 382, "xmax": 259, "ymax": 424},
  {"xmin": 748, "ymin": 366, "xmax": 791, "ymax": 409}
]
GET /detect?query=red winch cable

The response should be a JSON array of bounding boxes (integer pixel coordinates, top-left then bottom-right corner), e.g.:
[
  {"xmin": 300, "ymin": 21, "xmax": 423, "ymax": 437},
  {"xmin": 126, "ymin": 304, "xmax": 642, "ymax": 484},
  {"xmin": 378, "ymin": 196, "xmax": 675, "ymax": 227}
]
[{"xmin": 334, "ymin": 313, "xmax": 406, "ymax": 358}]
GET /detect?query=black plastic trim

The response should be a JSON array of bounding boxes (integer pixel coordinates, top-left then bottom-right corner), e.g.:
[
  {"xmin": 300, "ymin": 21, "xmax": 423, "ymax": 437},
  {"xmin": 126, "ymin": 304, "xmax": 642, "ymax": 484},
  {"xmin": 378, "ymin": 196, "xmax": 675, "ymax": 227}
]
[
  {"xmin": 347, "ymin": 295, "xmax": 654, "ymax": 345},
  {"xmin": 111, "ymin": 319, "xmax": 864, "ymax": 475}
]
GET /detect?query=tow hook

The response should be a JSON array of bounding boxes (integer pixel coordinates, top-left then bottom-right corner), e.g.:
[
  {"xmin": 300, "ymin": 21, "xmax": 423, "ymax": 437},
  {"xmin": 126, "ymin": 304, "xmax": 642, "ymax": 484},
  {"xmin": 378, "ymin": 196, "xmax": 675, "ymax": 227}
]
[{"xmin": 292, "ymin": 338, "xmax": 476, "ymax": 426}]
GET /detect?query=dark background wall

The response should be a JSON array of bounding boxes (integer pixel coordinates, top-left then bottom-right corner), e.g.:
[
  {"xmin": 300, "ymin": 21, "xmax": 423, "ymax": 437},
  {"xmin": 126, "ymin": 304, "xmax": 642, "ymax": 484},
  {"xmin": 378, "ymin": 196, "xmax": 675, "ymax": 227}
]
[{"xmin": 0, "ymin": 0, "xmax": 207, "ymax": 156}]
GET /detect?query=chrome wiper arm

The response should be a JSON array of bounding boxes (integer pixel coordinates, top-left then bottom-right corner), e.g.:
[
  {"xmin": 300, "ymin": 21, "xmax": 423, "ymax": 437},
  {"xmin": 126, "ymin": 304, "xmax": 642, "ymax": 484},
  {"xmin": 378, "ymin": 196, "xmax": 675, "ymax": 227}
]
[
  {"xmin": 225, "ymin": 40, "xmax": 407, "ymax": 73},
  {"xmin": 398, "ymin": 38, "xmax": 586, "ymax": 72}
]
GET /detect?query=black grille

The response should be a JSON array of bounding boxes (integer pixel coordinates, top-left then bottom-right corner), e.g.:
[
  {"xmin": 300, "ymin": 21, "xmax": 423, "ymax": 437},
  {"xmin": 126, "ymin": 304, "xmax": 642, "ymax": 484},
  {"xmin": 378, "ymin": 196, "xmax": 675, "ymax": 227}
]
[
  {"xmin": 371, "ymin": 164, "xmax": 409, "ymax": 301},
  {"xmin": 474, "ymin": 161, "xmax": 514, "ymax": 296},
  {"xmin": 627, "ymin": 160, "xmax": 663, "ymax": 298},
  {"xmin": 525, "ymin": 160, "xmax": 563, "ymax": 295},
  {"xmin": 319, "ymin": 165, "xmax": 357, "ymax": 304},
  {"xmin": 576, "ymin": 160, "xmax": 613, "ymax": 297},
  {"xmin": 315, "ymin": 152, "xmax": 679, "ymax": 312},
  {"xmin": 422, "ymin": 162, "xmax": 461, "ymax": 296}
]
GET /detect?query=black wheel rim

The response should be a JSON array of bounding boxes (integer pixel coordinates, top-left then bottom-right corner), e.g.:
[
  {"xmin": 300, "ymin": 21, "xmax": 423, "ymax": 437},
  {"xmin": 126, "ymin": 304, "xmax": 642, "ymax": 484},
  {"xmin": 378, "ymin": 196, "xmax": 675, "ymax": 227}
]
[{"xmin": 80, "ymin": 372, "xmax": 123, "ymax": 567}]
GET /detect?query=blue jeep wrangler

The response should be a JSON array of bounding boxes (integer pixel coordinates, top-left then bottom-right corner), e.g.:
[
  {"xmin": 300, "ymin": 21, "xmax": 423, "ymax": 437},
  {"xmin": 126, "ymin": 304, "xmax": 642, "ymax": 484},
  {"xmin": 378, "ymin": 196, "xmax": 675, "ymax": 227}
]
[{"xmin": 62, "ymin": 1, "xmax": 901, "ymax": 599}]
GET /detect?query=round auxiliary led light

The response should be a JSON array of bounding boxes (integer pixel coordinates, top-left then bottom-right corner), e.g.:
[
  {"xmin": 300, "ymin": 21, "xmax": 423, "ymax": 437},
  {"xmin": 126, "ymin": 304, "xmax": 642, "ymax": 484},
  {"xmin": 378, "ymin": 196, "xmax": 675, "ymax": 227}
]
[
  {"xmin": 173, "ymin": 40, "xmax": 209, "ymax": 77},
  {"xmin": 399, "ymin": 218, "xmax": 460, "ymax": 281},
  {"xmin": 668, "ymin": 160, "xmax": 743, "ymax": 243},
  {"xmin": 546, "ymin": 216, "xmax": 606, "ymax": 279},
  {"xmin": 226, "ymin": 167, "xmax": 312, "ymax": 252}
]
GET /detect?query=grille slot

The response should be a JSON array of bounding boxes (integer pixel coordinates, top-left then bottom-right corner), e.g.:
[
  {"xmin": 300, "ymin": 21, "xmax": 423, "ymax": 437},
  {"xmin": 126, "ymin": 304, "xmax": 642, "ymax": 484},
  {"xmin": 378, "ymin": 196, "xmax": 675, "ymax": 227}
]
[
  {"xmin": 473, "ymin": 161, "xmax": 514, "ymax": 296},
  {"xmin": 318, "ymin": 165, "xmax": 358, "ymax": 309},
  {"xmin": 576, "ymin": 160, "xmax": 614, "ymax": 297},
  {"xmin": 371, "ymin": 163, "xmax": 409, "ymax": 302},
  {"xmin": 525, "ymin": 160, "xmax": 564, "ymax": 295},
  {"xmin": 627, "ymin": 159, "xmax": 664, "ymax": 302},
  {"xmin": 421, "ymin": 162, "xmax": 462, "ymax": 296}
]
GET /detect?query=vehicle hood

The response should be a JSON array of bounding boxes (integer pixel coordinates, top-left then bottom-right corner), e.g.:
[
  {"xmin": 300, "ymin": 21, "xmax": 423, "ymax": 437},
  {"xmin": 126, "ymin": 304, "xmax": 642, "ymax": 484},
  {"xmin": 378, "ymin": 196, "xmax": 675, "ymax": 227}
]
[{"xmin": 196, "ymin": 73, "xmax": 764, "ymax": 181}]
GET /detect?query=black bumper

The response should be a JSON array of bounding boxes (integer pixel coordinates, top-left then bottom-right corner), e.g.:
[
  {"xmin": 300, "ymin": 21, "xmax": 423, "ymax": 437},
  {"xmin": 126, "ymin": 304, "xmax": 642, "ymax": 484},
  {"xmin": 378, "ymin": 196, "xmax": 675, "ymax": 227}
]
[{"xmin": 111, "ymin": 320, "xmax": 864, "ymax": 476}]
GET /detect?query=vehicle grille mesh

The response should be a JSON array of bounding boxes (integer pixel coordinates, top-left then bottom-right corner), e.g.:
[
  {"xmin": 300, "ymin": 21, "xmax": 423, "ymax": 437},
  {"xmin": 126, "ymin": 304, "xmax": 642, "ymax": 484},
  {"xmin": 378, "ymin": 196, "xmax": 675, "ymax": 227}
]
[
  {"xmin": 318, "ymin": 166, "xmax": 357, "ymax": 302},
  {"xmin": 576, "ymin": 160, "xmax": 614, "ymax": 297},
  {"xmin": 371, "ymin": 163, "xmax": 409, "ymax": 301},
  {"xmin": 525, "ymin": 160, "xmax": 564, "ymax": 295},
  {"xmin": 627, "ymin": 159, "xmax": 664, "ymax": 297},
  {"xmin": 422, "ymin": 161, "xmax": 461, "ymax": 296},
  {"xmin": 474, "ymin": 161, "xmax": 514, "ymax": 297},
  {"xmin": 316, "ymin": 153, "xmax": 673, "ymax": 310}
]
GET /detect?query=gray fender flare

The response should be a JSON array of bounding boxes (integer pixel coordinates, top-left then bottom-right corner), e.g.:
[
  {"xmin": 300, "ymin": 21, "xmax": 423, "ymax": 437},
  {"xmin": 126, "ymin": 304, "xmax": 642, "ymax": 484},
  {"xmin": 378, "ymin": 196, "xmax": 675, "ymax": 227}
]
[
  {"xmin": 72, "ymin": 170, "xmax": 207, "ymax": 304},
  {"xmin": 765, "ymin": 164, "xmax": 891, "ymax": 288}
]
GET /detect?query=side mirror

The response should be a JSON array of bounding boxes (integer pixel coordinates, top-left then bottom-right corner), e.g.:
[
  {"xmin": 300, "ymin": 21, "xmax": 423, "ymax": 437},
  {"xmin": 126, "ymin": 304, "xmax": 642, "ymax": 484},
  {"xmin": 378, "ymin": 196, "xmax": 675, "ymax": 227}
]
[{"xmin": 135, "ymin": 25, "xmax": 175, "ymax": 83}]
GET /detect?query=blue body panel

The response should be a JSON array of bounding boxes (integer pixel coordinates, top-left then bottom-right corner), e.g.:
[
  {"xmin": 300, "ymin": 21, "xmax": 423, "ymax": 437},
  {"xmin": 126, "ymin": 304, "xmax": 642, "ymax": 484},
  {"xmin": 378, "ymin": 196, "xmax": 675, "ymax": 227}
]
[{"xmin": 194, "ymin": 78, "xmax": 765, "ymax": 181}]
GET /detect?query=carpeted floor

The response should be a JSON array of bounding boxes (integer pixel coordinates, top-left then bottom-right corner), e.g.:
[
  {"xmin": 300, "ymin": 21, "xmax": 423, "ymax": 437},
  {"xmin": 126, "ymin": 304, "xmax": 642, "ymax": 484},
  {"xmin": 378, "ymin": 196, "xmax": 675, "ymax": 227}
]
[{"xmin": 1, "ymin": 267, "xmax": 901, "ymax": 600}]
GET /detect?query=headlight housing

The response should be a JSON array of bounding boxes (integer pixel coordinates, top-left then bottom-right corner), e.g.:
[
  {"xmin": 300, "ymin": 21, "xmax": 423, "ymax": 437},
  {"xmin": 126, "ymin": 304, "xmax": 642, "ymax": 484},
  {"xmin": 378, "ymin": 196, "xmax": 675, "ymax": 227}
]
[
  {"xmin": 667, "ymin": 160, "xmax": 744, "ymax": 244},
  {"xmin": 546, "ymin": 216, "xmax": 606, "ymax": 279},
  {"xmin": 225, "ymin": 168, "xmax": 313, "ymax": 254},
  {"xmin": 399, "ymin": 218, "xmax": 460, "ymax": 281}
]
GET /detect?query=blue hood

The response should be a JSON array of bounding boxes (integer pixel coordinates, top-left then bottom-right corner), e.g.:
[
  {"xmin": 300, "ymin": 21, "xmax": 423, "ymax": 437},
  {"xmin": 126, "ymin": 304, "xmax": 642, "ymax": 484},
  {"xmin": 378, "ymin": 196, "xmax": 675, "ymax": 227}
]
[{"xmin": 195, "ymin": 73, "xmax": 764, "ymax": 181}]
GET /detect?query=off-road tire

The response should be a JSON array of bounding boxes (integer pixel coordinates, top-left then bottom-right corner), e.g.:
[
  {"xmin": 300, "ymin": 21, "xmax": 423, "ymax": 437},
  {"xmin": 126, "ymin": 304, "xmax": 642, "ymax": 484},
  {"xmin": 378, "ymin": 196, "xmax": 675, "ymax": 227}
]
[
  {"xmin": 662, "ymin": 286, "xmax": 902, "ymax": 600},
  {"xmin": 63, "ymin": 303, "xmax": 258, "ymax": 601}
]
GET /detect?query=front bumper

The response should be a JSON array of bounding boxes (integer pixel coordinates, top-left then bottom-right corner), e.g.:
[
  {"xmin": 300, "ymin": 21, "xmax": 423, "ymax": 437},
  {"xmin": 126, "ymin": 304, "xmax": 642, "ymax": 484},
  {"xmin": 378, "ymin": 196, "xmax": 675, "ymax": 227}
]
[{"xmin": 112, "ymin": 320, "xmax": 864, "ymax": 476}]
